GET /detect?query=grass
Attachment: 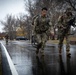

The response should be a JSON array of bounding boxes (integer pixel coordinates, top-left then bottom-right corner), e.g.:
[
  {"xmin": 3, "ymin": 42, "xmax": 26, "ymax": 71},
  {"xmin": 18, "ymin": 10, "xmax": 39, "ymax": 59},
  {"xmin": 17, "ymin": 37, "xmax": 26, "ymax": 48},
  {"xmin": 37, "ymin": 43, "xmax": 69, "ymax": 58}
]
[
  {"xmin": 47, "ymin": 36, "xmax": 76, "ymax": 44},
  {"xmin": 69, "ymin": 36, "xmax": 76, "ymax": 41}
]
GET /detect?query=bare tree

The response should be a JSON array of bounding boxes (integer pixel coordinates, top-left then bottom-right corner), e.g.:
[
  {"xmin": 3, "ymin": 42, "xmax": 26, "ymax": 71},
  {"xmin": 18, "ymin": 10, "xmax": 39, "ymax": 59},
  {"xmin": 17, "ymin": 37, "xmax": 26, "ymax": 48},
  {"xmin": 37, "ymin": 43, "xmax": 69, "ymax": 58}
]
[
  {"xmin": 24, "ymin": 0, "xmax": 76, "ymax": 39},
  {"xmin": 17, "ymin": 14, "xmax": 27, "ymax": 38},
  {"xmin": 65, "ymin": 0, "xmax": 76, "ymax": 11},
  {"xmin": 1, "ymin": 15, "xmax": 17, "ymax": 40}
]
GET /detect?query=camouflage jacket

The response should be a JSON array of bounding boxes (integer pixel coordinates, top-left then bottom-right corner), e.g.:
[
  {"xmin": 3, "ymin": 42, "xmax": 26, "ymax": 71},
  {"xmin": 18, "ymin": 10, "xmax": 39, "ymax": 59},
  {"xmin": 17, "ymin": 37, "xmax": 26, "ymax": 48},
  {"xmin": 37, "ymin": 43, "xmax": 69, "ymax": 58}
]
[
  {"xmin": 57, "ymin": 13, "xmax": 75, "ymax": 35},
  {"xmin": 58, "ymin": 13, "xmax": 74, "ymax": 30},
  {"xmin": 33, "ymin": 15, "xmax": 52, "ymax": 34}
]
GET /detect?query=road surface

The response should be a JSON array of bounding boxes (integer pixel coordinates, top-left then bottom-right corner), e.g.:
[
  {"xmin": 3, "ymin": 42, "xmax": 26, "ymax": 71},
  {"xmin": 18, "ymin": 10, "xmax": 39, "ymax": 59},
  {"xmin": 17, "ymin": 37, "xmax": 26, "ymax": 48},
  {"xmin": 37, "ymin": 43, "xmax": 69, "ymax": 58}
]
[{"xmin": 1, "ymin": 40, "xmax": 76, "ymax": 75}]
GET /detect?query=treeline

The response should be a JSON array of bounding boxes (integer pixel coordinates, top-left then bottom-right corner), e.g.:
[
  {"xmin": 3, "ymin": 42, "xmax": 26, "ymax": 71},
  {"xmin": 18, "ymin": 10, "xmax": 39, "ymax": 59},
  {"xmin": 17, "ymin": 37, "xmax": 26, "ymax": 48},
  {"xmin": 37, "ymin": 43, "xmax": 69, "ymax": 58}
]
[{"xmin": 1, "ymin": 0, "xmax": 76, "ymax": 40}]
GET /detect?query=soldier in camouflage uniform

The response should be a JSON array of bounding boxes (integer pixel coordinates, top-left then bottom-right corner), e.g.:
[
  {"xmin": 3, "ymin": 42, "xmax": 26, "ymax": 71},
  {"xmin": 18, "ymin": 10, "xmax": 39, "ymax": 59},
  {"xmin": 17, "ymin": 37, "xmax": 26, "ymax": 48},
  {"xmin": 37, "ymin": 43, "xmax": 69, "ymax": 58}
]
[
  {"xmin": 58, "ymin": 8, "xmax": 74, "ymax": 56},
  {"xmin": 5, "ymin": 34, "xmax": 9, "ymax": 45},
  {"xmin": 32, "ymin": 7, "xmax": 52, "ymax": 56}
]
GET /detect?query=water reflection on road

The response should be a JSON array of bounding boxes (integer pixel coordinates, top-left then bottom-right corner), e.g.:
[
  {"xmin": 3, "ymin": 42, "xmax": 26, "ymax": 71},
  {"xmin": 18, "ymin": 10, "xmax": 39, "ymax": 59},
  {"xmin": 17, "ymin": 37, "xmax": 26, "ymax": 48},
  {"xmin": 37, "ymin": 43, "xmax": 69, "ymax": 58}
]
[{"xmin": 4, "ymin": 41, "xmax": 76, "ymax": 75}]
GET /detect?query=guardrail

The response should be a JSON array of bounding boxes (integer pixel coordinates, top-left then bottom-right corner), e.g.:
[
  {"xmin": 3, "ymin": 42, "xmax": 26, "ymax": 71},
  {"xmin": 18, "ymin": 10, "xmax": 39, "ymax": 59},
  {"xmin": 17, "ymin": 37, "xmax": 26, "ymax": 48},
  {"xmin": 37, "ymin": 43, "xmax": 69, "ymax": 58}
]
[{"xmin": 0, "ymin": 43, "xmax": 18, "ymax": 75}]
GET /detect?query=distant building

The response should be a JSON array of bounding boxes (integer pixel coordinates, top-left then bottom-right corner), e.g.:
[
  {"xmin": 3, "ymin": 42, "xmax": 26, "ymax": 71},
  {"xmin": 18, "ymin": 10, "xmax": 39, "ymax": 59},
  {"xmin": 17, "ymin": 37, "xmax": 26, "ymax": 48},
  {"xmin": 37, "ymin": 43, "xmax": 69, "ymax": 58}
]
[
  {"xmin": 16, "ymin": 26, "xmax": 27, "ymax": 37},
  {"xmin": 0, "ymin": 32, "xmax": 6, "ymax": 40}
]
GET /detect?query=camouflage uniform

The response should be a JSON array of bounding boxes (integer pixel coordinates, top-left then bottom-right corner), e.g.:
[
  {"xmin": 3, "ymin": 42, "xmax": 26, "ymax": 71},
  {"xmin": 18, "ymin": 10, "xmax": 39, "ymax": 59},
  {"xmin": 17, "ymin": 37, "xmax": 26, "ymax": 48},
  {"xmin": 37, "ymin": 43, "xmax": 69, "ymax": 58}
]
[
  {"xmin": 33, "ymin": 15, "xmax": 52, "ymax": 55},
  {"xmin": 58, "ymin": 10, "xmax": 73, "ymax": 55}
]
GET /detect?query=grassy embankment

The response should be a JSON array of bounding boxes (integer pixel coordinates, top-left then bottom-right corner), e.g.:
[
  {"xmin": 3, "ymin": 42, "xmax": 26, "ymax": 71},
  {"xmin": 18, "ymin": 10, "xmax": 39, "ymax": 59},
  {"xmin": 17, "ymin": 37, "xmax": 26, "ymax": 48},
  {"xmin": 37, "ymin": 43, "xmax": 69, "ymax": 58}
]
[{"xmin": 47, "ymin": 36, "xmax": 76, "ymax": 44}]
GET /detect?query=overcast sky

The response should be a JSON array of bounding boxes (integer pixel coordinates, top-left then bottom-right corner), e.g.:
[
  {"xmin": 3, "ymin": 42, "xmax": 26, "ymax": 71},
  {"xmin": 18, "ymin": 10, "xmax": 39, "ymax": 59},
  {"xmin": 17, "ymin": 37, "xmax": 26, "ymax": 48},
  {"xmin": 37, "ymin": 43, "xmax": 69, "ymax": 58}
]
[{"xmin": 0, "ymin": 0, "xmax": 28, "ymax": 32}]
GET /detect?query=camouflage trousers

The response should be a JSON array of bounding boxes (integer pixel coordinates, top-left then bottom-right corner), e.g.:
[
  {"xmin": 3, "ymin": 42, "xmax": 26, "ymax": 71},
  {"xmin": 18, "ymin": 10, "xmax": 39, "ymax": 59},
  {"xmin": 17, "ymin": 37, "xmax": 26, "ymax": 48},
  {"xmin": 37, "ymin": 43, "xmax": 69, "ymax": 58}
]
[
  {"xmin": 35, "ymin": 33, "xmax": 48, "ymax": 53},
  {"xmin": 58, "ymin": 33, "xmax": 70, "ymax": 53}
]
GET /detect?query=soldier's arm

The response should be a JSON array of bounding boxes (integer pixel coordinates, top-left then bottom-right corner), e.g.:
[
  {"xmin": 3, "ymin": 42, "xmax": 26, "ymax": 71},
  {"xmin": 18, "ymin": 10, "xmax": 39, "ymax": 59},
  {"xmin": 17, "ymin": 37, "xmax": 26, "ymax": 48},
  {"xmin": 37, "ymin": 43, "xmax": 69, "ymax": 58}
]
[
  {"xmin": 32, "ymin": 16, "xmax": 36, "ymax": 25},
  {"xmin": 48, "ymin": 19, "xmax": 54, "ymax": 34},
  {"xmin": 57, "ymin": 15, "xmax": 66, "ymax": 29},
  {"xmin": 57, "ymin": 16, "xmax": 62, "ymax": 28},
  {"xmin": 32, "ymin": 15, "xmax": 38, "ymax": 34},
  {"xmin": 72, "ymin": 17, "xmax": 76, "ymax": 27},
  {"xmin": 32, "ymin": 15, "xmax": 38, "ymax": 25}
]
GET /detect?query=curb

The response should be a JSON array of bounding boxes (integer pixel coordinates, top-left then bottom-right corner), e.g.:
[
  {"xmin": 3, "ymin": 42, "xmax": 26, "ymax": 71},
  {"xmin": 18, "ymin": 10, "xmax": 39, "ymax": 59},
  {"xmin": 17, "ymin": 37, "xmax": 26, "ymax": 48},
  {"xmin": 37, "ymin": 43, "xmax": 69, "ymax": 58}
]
[{"xmin": 0, "ymin": 43, "xmax": 18, "ymax": 75}]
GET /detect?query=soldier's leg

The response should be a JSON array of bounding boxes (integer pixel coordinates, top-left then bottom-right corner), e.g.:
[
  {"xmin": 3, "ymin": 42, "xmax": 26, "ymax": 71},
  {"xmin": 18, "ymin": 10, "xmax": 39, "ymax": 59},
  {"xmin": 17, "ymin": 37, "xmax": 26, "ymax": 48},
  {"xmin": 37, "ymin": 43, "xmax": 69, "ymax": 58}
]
[
  {"xmin": 40, "ymin": 33, "xmax": 47, "ymax": 55},
  {"xmin": 36, "ymin": 34, "xmax": 42, "ymax": 54},
  {"xmin": 58, "ymin": 35, "xmax": 64, "ymax": 54},
  {"xmin": 66, "ymin": 35, "xmax": 71, "ymax": 55}
]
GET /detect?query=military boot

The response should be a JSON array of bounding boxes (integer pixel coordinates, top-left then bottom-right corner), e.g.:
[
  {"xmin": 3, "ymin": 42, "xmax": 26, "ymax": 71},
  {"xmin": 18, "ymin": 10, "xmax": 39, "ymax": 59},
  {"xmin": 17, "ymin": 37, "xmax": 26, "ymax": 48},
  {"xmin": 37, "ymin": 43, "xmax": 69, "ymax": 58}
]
[
  {"xmin": 66, "ymin": 48, "xmax": 71, "ymax": 56},
  {"xmin": 66, "ymin": 50, "xmax": 71, "ymax": 56}
]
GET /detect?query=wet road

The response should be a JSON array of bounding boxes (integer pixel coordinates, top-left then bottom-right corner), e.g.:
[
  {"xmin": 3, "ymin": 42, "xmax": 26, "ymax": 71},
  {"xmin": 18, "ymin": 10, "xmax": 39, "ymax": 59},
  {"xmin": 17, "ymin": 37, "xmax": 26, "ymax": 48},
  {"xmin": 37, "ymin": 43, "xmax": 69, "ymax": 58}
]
[{"xmin": 2, "ymin": 40, "xmax": 76, "ymax": 75}]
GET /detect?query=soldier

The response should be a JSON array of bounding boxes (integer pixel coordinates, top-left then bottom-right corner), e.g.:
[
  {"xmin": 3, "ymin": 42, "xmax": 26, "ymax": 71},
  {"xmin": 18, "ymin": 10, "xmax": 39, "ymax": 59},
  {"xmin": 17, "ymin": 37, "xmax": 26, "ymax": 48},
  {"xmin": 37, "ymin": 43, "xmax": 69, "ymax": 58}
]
[
  {"xmin": 5, "ymin": 34, "xmax": 9, "ymax": 45},
  {"xmin": 32, "ymin": 7, "xmax": 52, "ymax": 56},
  {"xmin": 58, "ymin": 8, "xmax": 75, "ymax": 56}
]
